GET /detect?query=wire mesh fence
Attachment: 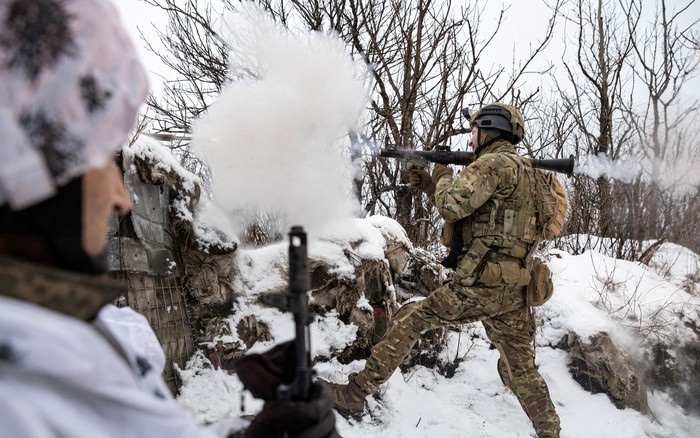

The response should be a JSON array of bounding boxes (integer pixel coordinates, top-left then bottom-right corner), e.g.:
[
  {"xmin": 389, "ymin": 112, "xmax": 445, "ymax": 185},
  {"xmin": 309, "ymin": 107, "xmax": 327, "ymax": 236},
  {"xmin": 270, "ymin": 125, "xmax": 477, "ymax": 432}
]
[{"xmin": 115, "ymin": 272, "xmax": 195, "ymax": 394}]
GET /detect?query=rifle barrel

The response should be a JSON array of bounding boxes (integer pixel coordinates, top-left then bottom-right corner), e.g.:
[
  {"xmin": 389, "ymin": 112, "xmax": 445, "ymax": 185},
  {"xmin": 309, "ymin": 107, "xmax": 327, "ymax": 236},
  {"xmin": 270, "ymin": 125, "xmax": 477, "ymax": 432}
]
[
  {"xmin": 258, "ymin": 227, "xmax": 313, "ymax": 402},
  {"xmin": 288, "ymin": 226, "xmax": 311, "ymax": 401}
]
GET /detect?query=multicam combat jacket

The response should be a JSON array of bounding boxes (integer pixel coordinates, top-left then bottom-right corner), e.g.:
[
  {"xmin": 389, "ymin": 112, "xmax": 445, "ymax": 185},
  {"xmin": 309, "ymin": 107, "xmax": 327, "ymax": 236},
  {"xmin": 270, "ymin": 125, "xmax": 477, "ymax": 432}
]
[{"xmin": 434, "ymin": 140, "xmax": 539, "ymax": 283}]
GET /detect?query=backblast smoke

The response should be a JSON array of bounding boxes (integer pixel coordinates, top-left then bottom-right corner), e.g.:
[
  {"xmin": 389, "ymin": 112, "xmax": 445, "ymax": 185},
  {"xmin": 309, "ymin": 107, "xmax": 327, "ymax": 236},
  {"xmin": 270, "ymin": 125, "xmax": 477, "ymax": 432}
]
[{"xmin": 191, "ymin": 3, "xmax": 370, "ymax": 240}]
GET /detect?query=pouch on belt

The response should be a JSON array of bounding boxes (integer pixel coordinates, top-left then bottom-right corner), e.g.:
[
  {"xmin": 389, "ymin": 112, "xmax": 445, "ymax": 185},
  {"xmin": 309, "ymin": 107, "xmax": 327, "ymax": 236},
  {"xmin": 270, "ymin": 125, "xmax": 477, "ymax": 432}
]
[
  {"xmin": 455, "ymin": 238, "xmax": 490, "ymax": 286},
  {"xmin": 525, "ymin": 258, "xmax": 554, "ymax": 306},
  {"xmin": 478, "ymin": 259, "xmax": 531, "ymax": 287}
]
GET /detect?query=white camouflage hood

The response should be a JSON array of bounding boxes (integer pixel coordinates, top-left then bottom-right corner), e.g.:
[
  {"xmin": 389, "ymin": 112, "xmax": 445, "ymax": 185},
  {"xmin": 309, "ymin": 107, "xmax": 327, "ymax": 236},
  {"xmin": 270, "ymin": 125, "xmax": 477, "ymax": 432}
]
[{"xmin": 0, "ymin": 0, "xmax": 148, "ymax": 210}]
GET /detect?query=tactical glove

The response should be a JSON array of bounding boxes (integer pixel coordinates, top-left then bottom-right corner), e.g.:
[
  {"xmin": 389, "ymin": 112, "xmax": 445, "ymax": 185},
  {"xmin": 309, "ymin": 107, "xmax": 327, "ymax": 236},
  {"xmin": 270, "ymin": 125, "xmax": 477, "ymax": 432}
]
[
  {"xmin": 408, "ymin": 169, "xmax": 436, "ymax": 196},
  {"xmin": 243, "ymin": 382, "xmax": 338, "ymax": 438},
  {"xmin": 232, "ymin": 342, "xmax": 339, "ymax": 438},
  {"xmin": 231, "ymin": 341, "xmax": 296, "ymax": 401},
  {"xmin": 431, "ymin": 163, "xmax": 454, "ymax": 183}
]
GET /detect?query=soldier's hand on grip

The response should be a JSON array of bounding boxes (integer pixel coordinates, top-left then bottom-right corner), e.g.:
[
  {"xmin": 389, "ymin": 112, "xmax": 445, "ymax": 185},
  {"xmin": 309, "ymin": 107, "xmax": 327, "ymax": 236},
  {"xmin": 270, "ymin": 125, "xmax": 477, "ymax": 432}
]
[
  {"xmin": 242, "ymin": 381, "xmax": 337, "ymax": 438},
  {"xmin": 231, "ymin": 341, "xmax": 296, "ymax": 401},
  {"xmin": 408, "ymin": 169, "xmax": 435, "ymax": 194},
  {"xmin": 232, "ymin": 342, "xmax": 339, "ymax": 438}
]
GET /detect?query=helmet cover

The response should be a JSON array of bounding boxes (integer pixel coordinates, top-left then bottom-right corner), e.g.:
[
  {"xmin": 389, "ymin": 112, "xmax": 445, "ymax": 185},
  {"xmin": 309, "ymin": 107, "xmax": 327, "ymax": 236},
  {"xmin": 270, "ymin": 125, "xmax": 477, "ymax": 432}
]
[
  {"xmin": 470, "ymin": 103, "xmax": 524, "ymax": 144},
  {"xmin": 0, "ymin": 0, "xmax": 149, "ymax": 210}
]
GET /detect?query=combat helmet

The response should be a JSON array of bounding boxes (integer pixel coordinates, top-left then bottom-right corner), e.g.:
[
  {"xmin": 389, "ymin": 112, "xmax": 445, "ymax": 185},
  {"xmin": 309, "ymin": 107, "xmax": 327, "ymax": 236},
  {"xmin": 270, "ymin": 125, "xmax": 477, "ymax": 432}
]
[{"xmin": 467, "ymin": 103, "xmax": 525, "ymax": 145}]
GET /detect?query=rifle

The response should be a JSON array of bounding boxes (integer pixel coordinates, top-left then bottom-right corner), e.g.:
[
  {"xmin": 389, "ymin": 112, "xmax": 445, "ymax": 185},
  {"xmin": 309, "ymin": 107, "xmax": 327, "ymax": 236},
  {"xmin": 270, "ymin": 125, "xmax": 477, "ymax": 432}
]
[
  {"xmin": 378, "ymin": 144, "xmax": 575, "ymax": 177},
  {"xmin": 259, "ymin": 226, "xmax": 313, "ymax": 401}
]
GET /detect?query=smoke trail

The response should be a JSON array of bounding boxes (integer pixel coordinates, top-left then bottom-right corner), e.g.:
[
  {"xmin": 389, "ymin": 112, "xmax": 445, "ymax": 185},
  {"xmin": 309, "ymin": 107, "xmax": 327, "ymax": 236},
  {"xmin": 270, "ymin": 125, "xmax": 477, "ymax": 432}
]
[
  {"xmin": 190, "ymin": 4, "xmax": 370, "ymax": 239},
  {"xmin": 574, "ymin": 153, "xmax": 640, "ymax": 183},
  {"xmin": 574, "ymin": 152, "xmax": 699, "ymax": 194}
]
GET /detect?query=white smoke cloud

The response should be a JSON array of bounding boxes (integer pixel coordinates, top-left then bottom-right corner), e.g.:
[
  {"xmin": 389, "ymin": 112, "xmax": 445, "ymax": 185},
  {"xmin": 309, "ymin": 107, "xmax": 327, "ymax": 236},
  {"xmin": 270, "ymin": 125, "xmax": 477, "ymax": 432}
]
[
  {"xmin": 574, "ymin": 153, "xmax": 640, "ymax": 183},
  {"xmin": 574, "ymin": 151, "xmax": 700, "ymax": 194},
  {"xmin": 191, "ymin": 4, "xmax": 370, "ymax": 240}
]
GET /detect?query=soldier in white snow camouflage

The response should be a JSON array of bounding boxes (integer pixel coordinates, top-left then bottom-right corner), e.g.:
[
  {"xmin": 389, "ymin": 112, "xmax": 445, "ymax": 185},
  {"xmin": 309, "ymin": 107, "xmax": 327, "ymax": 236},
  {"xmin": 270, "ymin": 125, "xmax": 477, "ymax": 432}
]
[
  {"xmin": 0, "ymin": 2, "xmax": 336, "ymax": 436},
  {"xmin": 327, "ymin": 103, "xmax": 562, "ymax": 438}
]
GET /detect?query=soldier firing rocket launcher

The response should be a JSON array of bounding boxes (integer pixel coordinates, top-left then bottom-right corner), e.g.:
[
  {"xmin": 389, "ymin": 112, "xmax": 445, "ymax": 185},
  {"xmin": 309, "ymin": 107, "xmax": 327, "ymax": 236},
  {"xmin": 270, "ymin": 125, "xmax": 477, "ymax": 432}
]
[{"xmin": 377, "ymin": 144, "xmax": 575, "ymax": 177}]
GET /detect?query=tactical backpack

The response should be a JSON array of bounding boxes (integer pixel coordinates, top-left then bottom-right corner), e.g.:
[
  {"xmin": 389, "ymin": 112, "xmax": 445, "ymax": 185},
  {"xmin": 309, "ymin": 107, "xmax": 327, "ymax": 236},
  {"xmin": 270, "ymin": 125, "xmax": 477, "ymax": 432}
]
[
  {"xmin": 525, "ymin": 168, "xmax": 568, "ymax": 306},
  {"xmin": 533, "ymin": 170, "xmax": 568, "ymax": 240}
]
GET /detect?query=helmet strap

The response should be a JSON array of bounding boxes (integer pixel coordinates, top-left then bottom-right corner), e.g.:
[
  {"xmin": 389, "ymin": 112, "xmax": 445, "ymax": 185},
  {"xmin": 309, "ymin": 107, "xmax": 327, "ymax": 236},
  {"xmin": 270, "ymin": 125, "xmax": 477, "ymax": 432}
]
[{"xmin": 475, "ymin": 132, "xmax": 504, "ymax": 156}]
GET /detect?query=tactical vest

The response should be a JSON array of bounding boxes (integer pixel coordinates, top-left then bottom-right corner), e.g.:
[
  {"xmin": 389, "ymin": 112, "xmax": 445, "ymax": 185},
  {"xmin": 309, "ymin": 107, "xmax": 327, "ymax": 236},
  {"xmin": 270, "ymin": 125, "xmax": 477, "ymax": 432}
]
[{"xmin": 462, "ymin": 153, "xmax": 538, "ymax": 259}]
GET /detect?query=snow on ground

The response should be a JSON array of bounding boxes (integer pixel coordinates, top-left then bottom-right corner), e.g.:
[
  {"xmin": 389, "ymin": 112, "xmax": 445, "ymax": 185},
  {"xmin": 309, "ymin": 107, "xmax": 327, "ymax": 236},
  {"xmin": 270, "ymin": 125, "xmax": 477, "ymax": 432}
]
[{"xmin": 176, "ymin": 219, "xmax": 700, "ymax": 438}]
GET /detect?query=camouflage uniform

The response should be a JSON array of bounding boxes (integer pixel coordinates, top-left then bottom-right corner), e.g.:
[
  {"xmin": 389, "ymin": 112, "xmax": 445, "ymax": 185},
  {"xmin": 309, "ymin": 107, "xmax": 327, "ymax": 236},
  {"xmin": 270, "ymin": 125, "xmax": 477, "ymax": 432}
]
[
  {"xmin": 352, "ymin": 140, "xmax": 561, "ymax": 438},
  {"xmin": 0, "ymin": 255, "xmax": 123, "ymax": 321}
]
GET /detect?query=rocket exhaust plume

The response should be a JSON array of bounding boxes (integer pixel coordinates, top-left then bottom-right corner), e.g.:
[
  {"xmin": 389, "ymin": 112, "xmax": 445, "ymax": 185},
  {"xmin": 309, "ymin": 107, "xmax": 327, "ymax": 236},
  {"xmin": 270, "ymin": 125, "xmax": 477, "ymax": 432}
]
[{"xmin": 190, "ymin": 3, "xmax": 371, "ymax": 239}]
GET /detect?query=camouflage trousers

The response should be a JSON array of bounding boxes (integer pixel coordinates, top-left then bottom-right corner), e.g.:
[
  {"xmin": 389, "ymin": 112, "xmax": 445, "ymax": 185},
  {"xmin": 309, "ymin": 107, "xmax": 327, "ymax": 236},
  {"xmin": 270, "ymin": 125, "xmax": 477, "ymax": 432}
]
[{"xmin": 354, "ymin": 281, "xmax": 561, "ymax": 438}]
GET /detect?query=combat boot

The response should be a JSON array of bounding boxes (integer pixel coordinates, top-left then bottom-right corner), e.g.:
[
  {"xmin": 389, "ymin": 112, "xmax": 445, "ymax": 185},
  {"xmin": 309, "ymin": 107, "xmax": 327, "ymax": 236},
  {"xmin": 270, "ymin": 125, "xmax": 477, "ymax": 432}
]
[{"xmin": 324, "ymin": 373, "xmax": 368, "ymax": 420}]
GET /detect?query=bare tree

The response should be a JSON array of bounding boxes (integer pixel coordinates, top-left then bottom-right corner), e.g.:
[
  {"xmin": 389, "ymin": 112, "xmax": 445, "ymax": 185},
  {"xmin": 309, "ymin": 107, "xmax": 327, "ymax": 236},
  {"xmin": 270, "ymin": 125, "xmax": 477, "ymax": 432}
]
[
  {"xmin": 555, "ymin": 0, "xmax": 637, "ymax": 241},
  {"xmin": 622, "ymin": 0, "xmax": 700, "ymax": 253},
  {"xmin": 550, "ymin": 0, "xmax": 700, "ymax": 257},
  {"xmin": 328, "ymin": 1, "xmax": 559, "ymax": 246},
  {"xmin": 246, "ymin": 1, "xmax": 559, "ymax": 247},
  {"xmin": 141, "ymin": 0, "xmax": 232, "ymax": 136}
]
